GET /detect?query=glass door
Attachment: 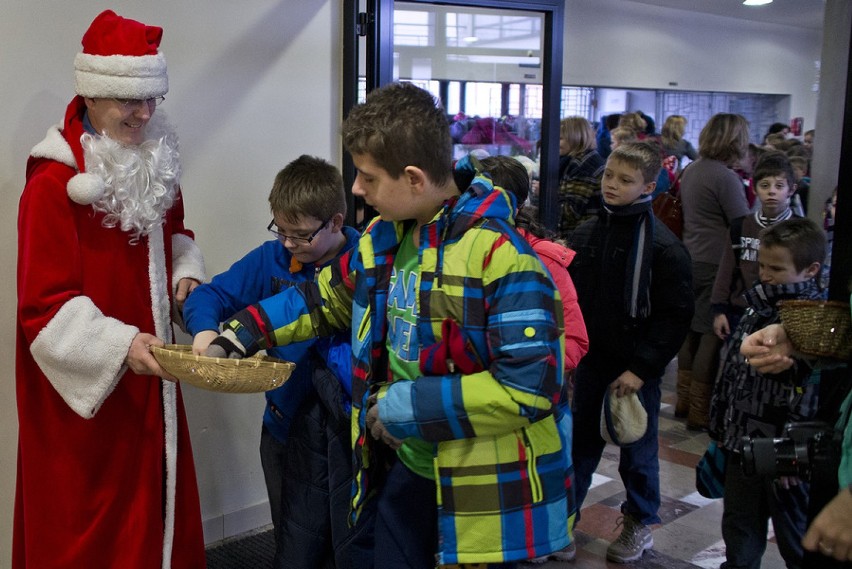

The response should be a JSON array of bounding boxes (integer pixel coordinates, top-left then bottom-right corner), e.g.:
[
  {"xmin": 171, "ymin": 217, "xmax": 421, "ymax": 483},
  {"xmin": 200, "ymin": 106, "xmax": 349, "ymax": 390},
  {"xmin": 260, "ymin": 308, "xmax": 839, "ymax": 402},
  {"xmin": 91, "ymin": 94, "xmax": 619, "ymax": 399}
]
[{"xmin": 343, "ymin": 0, "xmax": 564, "ymax": 229}]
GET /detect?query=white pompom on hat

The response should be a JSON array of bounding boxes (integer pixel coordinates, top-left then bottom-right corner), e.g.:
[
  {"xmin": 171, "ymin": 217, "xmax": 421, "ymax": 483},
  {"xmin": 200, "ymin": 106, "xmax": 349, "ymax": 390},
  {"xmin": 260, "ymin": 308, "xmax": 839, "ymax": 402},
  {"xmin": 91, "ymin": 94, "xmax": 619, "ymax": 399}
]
[{"xmin": 74, "ymin": 9, "xmax": 168, "ymax": 100}]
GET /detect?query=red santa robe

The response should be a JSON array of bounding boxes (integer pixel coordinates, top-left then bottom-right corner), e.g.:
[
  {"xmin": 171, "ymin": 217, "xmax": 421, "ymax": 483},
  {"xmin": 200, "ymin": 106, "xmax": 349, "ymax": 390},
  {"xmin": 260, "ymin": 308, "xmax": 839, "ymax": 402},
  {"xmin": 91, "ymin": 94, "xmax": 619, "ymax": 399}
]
[{"xmin": 14, "ymin": 97, "xmax": 207, "ymax": 569}]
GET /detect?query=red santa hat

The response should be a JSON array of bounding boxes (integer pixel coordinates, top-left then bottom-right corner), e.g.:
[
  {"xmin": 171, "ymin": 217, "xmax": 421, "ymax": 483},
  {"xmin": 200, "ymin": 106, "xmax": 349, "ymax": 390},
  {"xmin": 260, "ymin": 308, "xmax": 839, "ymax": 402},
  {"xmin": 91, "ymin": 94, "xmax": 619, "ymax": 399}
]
[{"xmin": 74, "ymin": 10, "xmax": 168, "ymax": 100}]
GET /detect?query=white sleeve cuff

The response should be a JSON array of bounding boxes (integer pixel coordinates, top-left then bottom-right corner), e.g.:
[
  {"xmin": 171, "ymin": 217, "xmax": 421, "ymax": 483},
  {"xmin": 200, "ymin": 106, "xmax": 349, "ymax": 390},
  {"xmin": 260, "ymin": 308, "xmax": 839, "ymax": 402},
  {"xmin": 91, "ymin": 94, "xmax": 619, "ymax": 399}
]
[
  {"xmin": 171, "ymin": 233, "xmax": 206, "ymax": 292},
  {"xmin": 30, "ymin": 296, "xmax": 139, "ymax": 419}
]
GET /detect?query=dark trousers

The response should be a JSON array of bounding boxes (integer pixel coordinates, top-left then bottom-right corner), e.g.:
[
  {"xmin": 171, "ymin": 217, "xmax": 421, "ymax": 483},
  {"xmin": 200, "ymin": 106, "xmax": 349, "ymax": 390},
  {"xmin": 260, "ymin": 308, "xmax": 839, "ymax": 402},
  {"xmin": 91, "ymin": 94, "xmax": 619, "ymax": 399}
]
[
  {"xmin": 571, "ymin": 361, "xmax": 662, "ymax": 526},
  {"xmin": 260, "ymin": 425, "xmax": 290, "ymax": 568},
  {"xmin": 721, "ymin": 452, "xmax": 809, "ymax": 569}
]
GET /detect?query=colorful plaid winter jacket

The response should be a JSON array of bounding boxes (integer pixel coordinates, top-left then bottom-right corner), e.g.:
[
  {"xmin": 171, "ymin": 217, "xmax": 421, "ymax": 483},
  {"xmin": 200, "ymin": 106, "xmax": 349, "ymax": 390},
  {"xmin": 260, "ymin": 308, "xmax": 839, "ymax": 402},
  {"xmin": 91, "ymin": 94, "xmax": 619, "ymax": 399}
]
[{"xmin": 221, "ymin": 167, "xmax": 570, "ymax": 565}]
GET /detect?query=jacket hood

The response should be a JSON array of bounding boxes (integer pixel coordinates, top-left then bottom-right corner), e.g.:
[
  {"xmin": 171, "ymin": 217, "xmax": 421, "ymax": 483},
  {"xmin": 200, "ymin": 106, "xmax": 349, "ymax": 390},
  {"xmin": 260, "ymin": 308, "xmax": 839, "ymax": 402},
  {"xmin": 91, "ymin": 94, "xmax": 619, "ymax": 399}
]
[
  {"xmin": 520, "ymin": 229, "xmax": 576, "ymax": 268},
  {"xmin": 447, "ymin": 154, "xmax": 516, "ymax": 236}
]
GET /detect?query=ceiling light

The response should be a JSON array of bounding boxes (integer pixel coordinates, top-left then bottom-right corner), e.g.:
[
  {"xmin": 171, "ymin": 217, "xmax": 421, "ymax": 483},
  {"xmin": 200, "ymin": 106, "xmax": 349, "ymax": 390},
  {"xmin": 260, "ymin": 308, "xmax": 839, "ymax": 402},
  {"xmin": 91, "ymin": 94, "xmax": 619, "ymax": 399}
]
[
  {"xmin": 743, "ymin": 0, "xmax": 773, "ymax": 6},
  {"xmin": 463, "ymin": 36, "xmax": 479, "ymax": 43}
]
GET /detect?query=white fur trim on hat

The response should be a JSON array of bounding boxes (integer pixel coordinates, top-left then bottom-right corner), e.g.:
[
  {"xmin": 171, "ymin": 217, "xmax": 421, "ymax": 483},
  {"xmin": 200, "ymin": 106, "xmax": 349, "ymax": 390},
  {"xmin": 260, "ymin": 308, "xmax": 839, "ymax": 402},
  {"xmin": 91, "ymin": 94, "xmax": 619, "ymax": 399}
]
[
  {"xmin": 75, "ymin": 51, "xmax": 168, "ymax": 99},
  {"xmin": 67, "ymin": 172, "xmax": 106, "ymax": 205}
]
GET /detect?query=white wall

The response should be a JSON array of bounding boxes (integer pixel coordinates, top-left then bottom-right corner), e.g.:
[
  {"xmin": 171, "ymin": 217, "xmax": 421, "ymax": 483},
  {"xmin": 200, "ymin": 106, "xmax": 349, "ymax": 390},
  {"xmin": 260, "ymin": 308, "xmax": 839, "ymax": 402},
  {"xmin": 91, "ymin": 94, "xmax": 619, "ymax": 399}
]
[
  {"xmin": 0, "ymin": 0, "xmax": 341, "ymax": 563},
  {"xmin": 0, "ymin": 0, "xmax": 832, "ymax": 566},
  {"xmin": 564, "ymin": 0, "xmax": 822, "ymax": 129}
]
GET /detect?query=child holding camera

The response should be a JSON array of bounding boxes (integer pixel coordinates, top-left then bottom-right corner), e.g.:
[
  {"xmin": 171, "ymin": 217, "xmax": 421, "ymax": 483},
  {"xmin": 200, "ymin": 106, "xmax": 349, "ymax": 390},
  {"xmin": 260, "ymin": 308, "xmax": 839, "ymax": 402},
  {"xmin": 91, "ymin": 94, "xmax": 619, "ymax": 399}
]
[{"xmin": 709, "ymin": 218, "xmax": 827, "ymax": 569}]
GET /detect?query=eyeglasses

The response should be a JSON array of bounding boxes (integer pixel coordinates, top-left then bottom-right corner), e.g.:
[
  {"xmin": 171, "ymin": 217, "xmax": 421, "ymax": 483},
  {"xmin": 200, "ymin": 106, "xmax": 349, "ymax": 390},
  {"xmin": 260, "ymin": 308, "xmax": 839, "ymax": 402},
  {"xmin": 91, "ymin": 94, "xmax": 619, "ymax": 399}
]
[
  {"xmin": 111, "ymin": 96, "xmax": 166, "ymax": 109},
  {"xmin": 267, "ymin": 217, "xmax": 331, "ymax": 245}
]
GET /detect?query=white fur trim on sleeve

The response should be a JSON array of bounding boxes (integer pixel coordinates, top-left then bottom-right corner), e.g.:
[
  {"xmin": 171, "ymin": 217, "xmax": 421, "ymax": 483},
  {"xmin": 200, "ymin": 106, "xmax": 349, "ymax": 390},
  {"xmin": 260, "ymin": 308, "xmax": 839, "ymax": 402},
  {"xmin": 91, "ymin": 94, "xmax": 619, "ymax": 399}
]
[
  {"xmin": 171, "ymin": 233, "xmax": 206, "ymax": 291},
  {"xmin": 30, "ymin": 296, "xmax": 139, "ymax": 419}
]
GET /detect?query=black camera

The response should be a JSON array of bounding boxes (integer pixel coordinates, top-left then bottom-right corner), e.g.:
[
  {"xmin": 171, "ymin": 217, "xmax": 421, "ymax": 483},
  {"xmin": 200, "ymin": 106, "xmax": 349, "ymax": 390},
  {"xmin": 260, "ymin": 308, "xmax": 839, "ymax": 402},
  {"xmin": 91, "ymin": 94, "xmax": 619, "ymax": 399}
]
[{"xmin": 740, "ymin": 421, "xmax": 842, "ymax": 480}]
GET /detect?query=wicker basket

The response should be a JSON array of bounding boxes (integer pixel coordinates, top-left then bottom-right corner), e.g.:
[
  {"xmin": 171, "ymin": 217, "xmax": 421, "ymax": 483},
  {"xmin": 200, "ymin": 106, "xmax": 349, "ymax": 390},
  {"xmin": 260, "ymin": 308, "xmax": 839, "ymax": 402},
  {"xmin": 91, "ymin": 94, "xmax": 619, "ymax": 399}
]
[
  {"xmin": 151, "ymin": 344, "xmax": 296, "ymax": 393},
  {"xmin": 777, "ymin": 300, "xmax": 852, "ymax": 360}
]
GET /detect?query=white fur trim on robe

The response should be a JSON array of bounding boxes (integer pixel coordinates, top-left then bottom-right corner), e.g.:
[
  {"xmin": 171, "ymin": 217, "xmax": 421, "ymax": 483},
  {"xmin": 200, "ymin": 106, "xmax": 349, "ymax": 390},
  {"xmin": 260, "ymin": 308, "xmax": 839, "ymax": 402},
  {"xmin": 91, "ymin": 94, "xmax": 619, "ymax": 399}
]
[
  {"xmin": 171, "ymin": 233, "xmax": 206, "ymax": 290},
  {"xmin": 30, "ymin": 125, "xmax": 76, "ymax": 169},
  {"xmin": 30, "ymin": 296, "xmax": 139, "ymax": 419}
]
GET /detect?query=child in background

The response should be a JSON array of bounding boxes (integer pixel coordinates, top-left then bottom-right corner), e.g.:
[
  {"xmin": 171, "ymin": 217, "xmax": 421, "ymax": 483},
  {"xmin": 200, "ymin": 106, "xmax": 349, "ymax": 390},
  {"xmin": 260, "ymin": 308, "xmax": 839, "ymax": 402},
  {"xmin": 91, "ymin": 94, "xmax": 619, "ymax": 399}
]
[
  {"xmin": 709, "ymin": 218, "xmax": 826, "ymax": 569},
  {"xmin": 558, "ymin": 116, "xmax": 606, "ymax": 235},
  {"xmin": 479, "ymin": 155, "xmax": 589, "ymax": 371},
  {"xmin": 711, "ymin": 151, "xmax": 799, "ymax": 342},
  {"xmin": 206, "ymin": 82, "xmax": 569, "ymax": 568},
  {"xmin": 183, "ymin": 155, "xmax": 368, "ymax": 569},
  {"xmin": 789, "ymin": 155, "xmax": 811, "ymax": 216},
  {"xmin": 568, "ymin": 142, "xmax": 694, "ymax": 564}
]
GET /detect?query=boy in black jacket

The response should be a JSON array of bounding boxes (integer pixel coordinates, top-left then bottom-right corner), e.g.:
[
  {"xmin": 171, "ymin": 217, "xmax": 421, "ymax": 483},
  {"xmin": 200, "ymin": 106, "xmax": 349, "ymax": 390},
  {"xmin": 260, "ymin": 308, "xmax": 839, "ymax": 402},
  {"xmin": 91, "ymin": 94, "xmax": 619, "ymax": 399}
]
[{"xmin": 568, "ymin": 141, "xmax": 694, "ymax": 564}]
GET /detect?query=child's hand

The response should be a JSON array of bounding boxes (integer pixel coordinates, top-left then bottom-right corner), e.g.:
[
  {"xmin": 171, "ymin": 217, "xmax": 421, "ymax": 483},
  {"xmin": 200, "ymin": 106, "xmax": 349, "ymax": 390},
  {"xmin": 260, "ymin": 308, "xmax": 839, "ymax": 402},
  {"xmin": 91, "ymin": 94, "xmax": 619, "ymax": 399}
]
[
  {"xmin": 365, "ymin": 395, "xmax": 403, "ymax": 450},
  {"xmin": 713, "ymin": 313, "xmax": 730, "ymax": 341},
  {"xmin": 740, "ymin": 324, "xmax": 795, "ymax": 374},
  {"xmin": 192, "ymin": 330, "xmax": 219, "ymax": 355},
  {"xmin": 610, "ymin": 371, "xmax": 644, "ymax": 398}
]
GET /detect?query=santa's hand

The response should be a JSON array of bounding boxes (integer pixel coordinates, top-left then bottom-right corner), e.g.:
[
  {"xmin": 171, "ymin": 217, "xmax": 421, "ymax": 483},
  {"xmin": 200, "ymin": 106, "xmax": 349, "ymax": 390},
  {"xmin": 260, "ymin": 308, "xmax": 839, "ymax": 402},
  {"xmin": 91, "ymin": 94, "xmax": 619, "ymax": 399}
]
[
  {"xmin": 126, "ymin": 333, "xmax": 177, "ymax": 381},
  {"xmin": 174, "ymin": 277, "xmax": 200, "ymax": 311},
  {"xmin": 205, "ymin": 329, "xmax": 246, "ymax": 359}
]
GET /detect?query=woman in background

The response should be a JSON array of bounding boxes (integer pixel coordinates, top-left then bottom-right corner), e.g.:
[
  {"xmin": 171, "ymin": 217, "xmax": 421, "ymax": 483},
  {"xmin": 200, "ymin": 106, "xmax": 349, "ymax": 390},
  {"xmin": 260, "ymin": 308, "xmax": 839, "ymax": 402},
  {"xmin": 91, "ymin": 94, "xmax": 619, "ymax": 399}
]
[{"xmin": 676, "ymin": 113, "xmax": 751, "ymax": 430}]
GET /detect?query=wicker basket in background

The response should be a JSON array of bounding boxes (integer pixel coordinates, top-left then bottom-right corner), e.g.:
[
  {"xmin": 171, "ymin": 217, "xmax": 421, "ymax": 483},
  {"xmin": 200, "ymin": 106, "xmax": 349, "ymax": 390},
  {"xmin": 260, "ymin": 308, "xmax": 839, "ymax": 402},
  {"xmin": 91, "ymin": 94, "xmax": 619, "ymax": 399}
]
[
  {"xmin": 777, "ymin": 300, "xmax": 852, "ymax": 361},
  {"xmin": 151, "ymin": 344, "xmax": 296, "ymax": 393}
]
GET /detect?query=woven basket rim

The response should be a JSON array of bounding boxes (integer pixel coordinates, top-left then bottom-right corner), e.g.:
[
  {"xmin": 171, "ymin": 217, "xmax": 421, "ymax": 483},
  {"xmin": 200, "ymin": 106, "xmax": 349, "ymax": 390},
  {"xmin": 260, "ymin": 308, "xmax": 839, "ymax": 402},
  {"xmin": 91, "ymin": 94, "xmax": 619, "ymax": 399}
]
[
  {"xmin": 778, "ymin": 299, "xmax": 851, "ymax": 309},
  {"xmin": 151, "ymin": 344, "xmax": 296, "ymax": 393},
  {"xmin": 778, "ymin": 300, "xmax": 852, "ymax": 360}
]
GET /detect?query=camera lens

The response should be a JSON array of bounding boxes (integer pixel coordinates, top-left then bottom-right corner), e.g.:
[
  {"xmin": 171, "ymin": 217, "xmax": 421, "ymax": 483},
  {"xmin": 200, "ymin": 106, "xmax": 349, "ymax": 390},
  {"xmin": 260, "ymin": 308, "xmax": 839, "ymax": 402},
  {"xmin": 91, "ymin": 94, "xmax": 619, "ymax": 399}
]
[{"xmin": 741, "ymin": 437, "xmax": 798, "ymax": 477}]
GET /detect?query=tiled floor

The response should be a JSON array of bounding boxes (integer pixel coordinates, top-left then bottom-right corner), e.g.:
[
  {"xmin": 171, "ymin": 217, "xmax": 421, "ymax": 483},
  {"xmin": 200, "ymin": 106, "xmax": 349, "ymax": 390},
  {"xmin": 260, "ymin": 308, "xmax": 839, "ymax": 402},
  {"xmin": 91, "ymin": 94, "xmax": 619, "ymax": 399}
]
[{"xmin": 530, "ymin": 359, "xmax": 787, "ymax": 569}]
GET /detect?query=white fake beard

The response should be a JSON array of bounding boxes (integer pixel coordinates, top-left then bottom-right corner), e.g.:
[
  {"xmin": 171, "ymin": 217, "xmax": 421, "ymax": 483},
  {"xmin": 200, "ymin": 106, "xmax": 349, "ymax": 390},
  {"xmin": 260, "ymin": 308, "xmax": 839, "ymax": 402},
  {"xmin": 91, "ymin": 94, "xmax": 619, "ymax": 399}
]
[{"xmin": 81, "ymin": 111, "xmax": 181, "ymax": 243}]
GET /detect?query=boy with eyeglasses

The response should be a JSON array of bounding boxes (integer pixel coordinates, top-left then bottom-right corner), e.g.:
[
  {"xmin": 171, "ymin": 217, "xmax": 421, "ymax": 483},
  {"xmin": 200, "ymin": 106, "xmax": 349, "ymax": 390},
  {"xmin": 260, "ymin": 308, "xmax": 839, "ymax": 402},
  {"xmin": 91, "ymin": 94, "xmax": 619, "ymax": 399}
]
[
  {"xmin": 205, "ymin": 82, "xmax": 569, "ymax": 568},
  {"xmin": 184, "ymin": 155, "xmax": 368, "ymax": 569}
]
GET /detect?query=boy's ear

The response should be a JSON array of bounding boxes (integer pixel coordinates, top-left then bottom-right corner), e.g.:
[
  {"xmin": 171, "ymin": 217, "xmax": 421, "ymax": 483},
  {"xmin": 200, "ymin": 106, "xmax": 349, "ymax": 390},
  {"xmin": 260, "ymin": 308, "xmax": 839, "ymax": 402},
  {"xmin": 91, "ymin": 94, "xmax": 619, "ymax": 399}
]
[
  {"xmin": 329, "ymin": 212, "xmax": 345, "ymax": 232},
  {"xmin": 642, "ymin": 180, "xmax": 657, "ymax": 196},
  {"xmin": 804, "ymin": 261, "xmax": 821, "ymax": 280},
  {"xmin": 403, "ymin": 166, "xmax": 428, "ymax": 194}
]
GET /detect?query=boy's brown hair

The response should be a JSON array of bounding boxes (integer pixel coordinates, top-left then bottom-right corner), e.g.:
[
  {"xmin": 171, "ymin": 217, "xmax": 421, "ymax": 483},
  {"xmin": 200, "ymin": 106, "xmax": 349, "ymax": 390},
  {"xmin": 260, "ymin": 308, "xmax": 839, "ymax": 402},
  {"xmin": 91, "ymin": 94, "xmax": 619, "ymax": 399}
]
[
  {"xmin": 480, "ymin": 155, "xmax": 531, "ymax": 207},
  {"xmin": 608, "ymin": 141, "xmax": 662, "ymax": 186},
  {"xmin": 759, "ymin": 218, "xmax": 826, "ymax": 272},
  {"xmin": 269, "ymin": 155, "xmax": 346, "ymax": 224},
  {"xmin": 341, "ymin": 82, "xmax": 453, "ymax": 187},
  {"xmin": 752, "ymin": 151, "xmax": 796, "ymax": 190}
]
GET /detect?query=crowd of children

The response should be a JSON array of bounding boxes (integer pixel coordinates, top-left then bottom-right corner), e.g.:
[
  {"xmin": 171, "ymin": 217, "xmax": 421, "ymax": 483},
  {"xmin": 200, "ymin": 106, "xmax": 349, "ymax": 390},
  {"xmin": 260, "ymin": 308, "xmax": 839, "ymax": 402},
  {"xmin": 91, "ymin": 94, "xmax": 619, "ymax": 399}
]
[{"xmin": 189, "ymin": 85, "xmax": 831, "ymax": 569}]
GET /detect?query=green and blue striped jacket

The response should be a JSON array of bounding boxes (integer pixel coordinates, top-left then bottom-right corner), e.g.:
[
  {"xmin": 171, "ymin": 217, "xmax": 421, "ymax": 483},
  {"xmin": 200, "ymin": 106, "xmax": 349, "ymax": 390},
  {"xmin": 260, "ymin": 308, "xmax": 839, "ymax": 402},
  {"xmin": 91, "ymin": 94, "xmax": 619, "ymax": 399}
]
[{"xmin": 223, "ymin": 166, "xmax": 570, "ymax": 564}]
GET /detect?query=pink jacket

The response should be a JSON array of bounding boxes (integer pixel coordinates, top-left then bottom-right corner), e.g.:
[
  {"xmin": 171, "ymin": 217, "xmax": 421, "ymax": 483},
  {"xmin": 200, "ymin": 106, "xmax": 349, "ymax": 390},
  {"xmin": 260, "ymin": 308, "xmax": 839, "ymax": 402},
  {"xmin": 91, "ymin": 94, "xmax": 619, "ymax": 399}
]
[{"xmin": 519, "ymin": 229, "xmax": 589, "ymax": 370}]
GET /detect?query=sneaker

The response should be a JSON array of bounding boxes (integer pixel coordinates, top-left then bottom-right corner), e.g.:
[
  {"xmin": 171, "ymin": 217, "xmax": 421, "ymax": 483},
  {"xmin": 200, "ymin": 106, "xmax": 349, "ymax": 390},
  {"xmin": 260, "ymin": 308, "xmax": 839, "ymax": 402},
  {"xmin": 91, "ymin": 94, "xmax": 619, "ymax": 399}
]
[
  {"xmin": 525, "ymin": 542, "xmax": 576, "ymax": 564},
  {"xmin": 606, "ymin": 515, "xmax": 653, "ymax": 563}
]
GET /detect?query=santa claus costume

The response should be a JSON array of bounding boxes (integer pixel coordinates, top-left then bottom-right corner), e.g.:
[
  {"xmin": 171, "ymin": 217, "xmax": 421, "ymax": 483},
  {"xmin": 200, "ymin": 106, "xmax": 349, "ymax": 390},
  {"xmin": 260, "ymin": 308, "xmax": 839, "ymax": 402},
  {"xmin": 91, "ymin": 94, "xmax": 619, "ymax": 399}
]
[{"xmin": 14, "ymin": 10, "xmax": 206, "ymax": 568}]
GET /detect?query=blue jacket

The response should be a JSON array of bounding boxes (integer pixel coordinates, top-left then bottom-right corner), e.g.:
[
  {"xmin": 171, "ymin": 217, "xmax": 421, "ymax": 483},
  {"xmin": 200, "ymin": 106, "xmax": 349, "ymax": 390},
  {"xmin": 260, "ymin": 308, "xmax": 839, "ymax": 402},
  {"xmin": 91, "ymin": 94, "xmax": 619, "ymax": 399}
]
[
  {"xmin": 184, "ymin": 226, "xmax": 360, "ymax": 442},
  {"xmin": 221, "ymin": 162, "xmax": 570, "ymax": 564}
]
